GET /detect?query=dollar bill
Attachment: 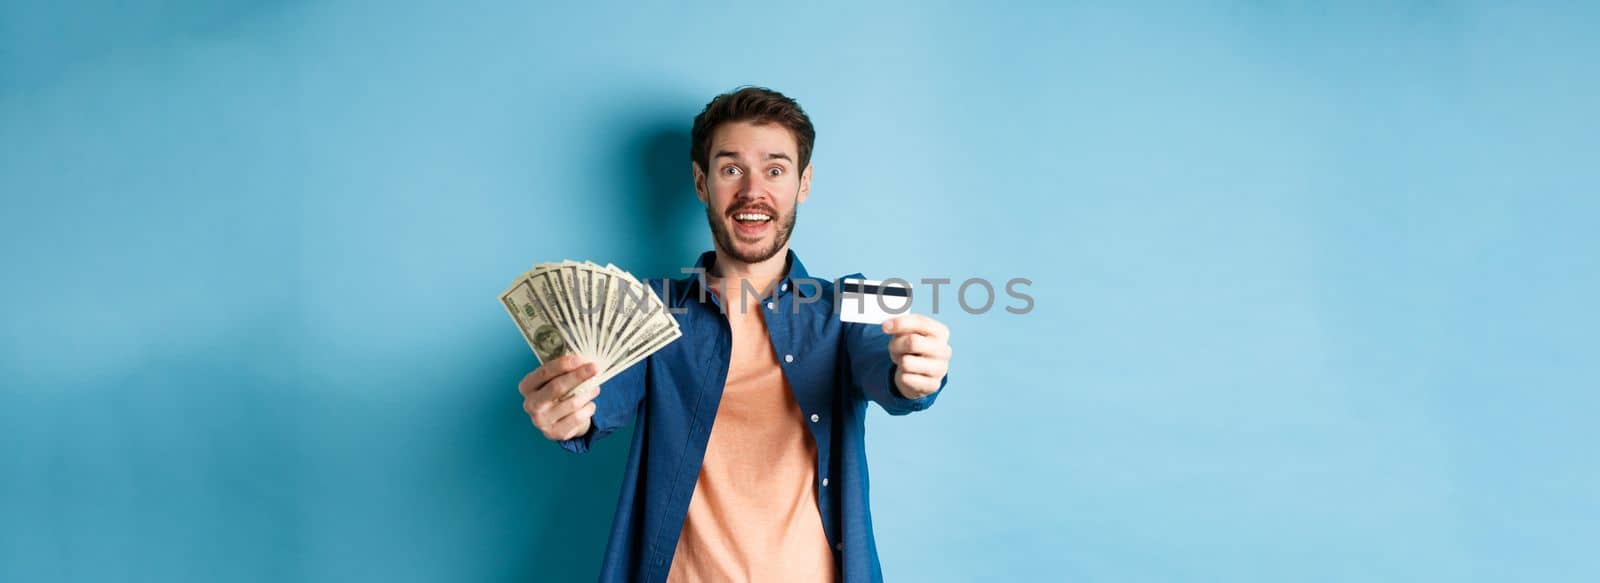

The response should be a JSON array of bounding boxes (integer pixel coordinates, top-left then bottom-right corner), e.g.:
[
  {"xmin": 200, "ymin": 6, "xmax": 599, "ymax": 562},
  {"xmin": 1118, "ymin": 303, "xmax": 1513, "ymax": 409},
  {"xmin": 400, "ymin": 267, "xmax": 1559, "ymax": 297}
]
[
  {"xmin": 499, "ymin": 274, "xmax": 570, "ymax": 364},
  {"xmin": 500, "ymin": 260, "xmax": 683, "ymax": 395}
]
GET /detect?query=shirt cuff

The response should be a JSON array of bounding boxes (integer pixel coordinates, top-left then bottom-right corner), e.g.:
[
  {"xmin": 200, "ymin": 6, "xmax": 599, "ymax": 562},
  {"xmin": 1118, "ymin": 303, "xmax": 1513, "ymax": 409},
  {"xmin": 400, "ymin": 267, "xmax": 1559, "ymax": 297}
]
[{"xmin": 557, "ymin": 424, "xmax": 599, "ymax": 454}]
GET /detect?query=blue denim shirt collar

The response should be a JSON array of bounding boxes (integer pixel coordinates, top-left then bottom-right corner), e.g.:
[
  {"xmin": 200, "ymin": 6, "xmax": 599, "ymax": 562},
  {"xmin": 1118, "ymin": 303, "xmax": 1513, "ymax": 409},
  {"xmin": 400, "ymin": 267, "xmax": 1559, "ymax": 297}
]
[{"xmin": 678, "ymin": 249, "xmax": 818, "ymax": 304}]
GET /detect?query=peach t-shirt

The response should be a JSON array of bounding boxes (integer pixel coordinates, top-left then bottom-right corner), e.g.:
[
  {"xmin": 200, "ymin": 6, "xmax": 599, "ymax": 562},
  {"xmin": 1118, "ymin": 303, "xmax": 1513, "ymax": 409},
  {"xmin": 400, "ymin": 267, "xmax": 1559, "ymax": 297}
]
[{"xmin": 666, "ymin": 279, "xmax": 835, "ymax": 582}]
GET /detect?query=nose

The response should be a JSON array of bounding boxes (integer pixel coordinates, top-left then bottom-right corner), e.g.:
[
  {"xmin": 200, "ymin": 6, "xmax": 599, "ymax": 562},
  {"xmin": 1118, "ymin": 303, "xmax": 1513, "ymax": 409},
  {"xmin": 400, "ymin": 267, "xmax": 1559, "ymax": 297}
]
[{"xmin": 735, "ymin": 174, "xmax": 769, "ymax": 203}]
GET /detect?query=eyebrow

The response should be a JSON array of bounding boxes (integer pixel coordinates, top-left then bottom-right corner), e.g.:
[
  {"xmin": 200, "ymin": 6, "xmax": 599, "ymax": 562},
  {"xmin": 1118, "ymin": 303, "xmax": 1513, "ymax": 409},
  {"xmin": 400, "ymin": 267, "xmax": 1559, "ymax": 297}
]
[{"xmin": 713, "ymin": 150, "xmax": 793, "ymax": 162}]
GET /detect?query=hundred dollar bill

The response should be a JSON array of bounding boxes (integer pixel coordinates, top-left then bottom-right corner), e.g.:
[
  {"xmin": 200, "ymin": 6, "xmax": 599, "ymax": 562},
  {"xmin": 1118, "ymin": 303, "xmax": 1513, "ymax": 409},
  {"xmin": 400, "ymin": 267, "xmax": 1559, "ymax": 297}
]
[
  {"xmin": 500, "ymin": 260, "xmax": 684, "ymax": 399},
  {"xmin": 499, "ymin": 274, "xmax": 570, "ymax": 364},
  {"xmin": 530, "ymin": 267, "xmax": 587, "ymax": 361}
]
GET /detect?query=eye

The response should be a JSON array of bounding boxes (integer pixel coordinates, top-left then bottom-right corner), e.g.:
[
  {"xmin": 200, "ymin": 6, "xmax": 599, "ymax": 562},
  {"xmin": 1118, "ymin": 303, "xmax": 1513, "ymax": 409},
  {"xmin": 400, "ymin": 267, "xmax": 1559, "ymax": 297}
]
[
  {"xmin": 721, "ymin": 165, "xmax": 742, "ymax": 176},
  {"xmin": 767, "ymin": 167, "xmax": 784, "ymax": 177}
]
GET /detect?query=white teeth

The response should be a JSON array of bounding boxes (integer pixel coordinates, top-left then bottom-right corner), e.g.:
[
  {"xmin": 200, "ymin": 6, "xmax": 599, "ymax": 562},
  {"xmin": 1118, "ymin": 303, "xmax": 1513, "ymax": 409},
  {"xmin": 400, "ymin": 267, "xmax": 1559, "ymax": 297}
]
[{"xmin": 735, "ymin": 213, "xmax": 771, "ymax": 221}]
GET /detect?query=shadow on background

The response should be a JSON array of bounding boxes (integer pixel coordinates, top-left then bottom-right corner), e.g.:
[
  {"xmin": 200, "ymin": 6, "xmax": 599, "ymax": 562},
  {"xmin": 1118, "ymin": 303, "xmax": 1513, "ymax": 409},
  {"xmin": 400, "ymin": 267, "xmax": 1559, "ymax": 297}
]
[
  {"xmin": 620, "ymin": 119, "xmax": 705, "ymax": 279},
  {"xmin": 474, "ymin": 116, "xmax": 702, "ymax": 581}
]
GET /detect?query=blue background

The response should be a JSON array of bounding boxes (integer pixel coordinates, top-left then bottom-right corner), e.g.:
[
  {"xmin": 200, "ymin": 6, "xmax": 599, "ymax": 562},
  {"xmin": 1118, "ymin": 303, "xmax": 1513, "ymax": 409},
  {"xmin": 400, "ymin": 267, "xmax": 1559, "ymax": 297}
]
[{"xmin": 3, "ymin": 1, "xmax": 1596, "ymax": 581}]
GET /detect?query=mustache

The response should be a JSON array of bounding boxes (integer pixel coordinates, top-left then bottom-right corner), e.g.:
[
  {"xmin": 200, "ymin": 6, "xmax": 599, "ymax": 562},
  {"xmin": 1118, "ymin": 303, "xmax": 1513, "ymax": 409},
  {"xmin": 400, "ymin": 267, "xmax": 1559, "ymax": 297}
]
[{"xmin": 726, "ymin": 203, "xmax": 778, "ymax": 218}]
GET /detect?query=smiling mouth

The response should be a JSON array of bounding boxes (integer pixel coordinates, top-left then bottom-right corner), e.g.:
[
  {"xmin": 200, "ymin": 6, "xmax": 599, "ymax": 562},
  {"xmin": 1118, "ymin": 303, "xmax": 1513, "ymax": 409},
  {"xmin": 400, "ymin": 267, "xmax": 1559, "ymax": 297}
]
[{"xmin": 729, "ymin": 208, "xmax": 775, "ymax": 239}]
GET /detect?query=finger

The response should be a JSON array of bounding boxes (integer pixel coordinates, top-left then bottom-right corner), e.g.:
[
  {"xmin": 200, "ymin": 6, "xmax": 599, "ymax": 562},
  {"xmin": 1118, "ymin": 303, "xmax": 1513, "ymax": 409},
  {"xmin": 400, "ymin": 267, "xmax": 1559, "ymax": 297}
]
[
  {"xmin": 539, "ymin": 385, "xmax": 600, "ymax": 423},
  {"xmin": 888, "ymin": 332, "xmax": 931, "ymax": 361},
  {"xmin": 890, "ymin": 334, "xmax": 950, "ymax": 360},
  {"xmin": 888, "ymin": 334, "xmax": 913, "ymax": 359},
  {"xmin": 895, "ymin": 372, "xmax": 942, "ymax": 396},
  {"xmin": 882, "ymin": 313, "xmax": 948, "ymax": 341},
  {"xmin": 537, "ymin": 363, "xmax": 600, "ymax": 403},
  {"xmin": 519, "ymin": 354, "xmax": 586, "ymax": 396},
  {"xmin": 548, "ymin": 401, "xmax": 597, "ymax": 440},
  {"xmin": 521, "ymin": 354, "xmax": 584, "ymax": 395},
  {"xmin": 889, "ymin": 337, "xmax": 934, "ymax": 366},
  {"xmin": 896, "ymin": 373, "xmax": 940, "ymax": 395},
  {"xmin": 555, "ymin": 398, "xmax": 598, "ymax": 429},
  {"xmin": 558, "ymin": 374, "xmax": 603, "ymax": 404},
  {"xmin": 898, "ymin": 354, "xmax": 947, "ymax": 377}
]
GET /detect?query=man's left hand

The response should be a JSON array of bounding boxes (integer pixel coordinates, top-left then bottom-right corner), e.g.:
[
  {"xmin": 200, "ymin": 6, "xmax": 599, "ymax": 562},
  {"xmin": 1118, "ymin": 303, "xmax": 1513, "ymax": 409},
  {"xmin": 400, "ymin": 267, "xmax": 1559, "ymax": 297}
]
[{"xmin": 883, "ymin": 314, "xmax": 952, "ymax": 399}]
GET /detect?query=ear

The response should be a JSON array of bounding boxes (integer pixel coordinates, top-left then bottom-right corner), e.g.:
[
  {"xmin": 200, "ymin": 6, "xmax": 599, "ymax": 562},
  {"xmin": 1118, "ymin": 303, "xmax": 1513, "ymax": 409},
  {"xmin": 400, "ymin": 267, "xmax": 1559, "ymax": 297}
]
[
  {"xmin": 797, "ymin": 163, "xmax": 813, "ymax": 204},
  {"xmin": 691, "ymin": 162, "xmax": 709, "ymax": 205}
]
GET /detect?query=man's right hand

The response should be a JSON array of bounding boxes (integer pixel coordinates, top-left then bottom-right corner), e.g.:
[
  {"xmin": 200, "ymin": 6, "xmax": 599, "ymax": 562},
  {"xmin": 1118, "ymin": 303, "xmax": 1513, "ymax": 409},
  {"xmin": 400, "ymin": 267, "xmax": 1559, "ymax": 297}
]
[{"xmin": 518, "ymin": 354, "xmax": 602, "ymax": 441}]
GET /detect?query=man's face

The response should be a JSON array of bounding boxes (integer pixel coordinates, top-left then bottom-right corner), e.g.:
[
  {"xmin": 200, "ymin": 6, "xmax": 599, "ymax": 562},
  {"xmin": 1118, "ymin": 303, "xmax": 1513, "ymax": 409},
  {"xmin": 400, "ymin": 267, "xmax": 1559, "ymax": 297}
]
[
  {"xmin": 694, "ymin": 121, "xmax": 812, "ymax": 265},
  {"xmin": 534, "ymin": 326, "xmax": 565, "ymax": 356}
]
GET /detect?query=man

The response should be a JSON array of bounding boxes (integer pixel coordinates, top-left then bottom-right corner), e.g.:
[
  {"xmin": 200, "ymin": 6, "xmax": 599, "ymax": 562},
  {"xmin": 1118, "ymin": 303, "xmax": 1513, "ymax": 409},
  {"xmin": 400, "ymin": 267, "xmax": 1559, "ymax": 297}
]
[{"xmin": 517, "ymin": 87, "xmax": 953, "ymax": 582}]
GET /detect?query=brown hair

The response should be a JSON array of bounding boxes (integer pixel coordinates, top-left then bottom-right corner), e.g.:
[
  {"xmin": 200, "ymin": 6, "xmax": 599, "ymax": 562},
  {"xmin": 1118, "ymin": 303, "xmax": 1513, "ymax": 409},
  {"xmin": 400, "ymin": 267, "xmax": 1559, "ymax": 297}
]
[{"xmin": 690, "ymin": 86, "xmax": 816, "ymax": 174}]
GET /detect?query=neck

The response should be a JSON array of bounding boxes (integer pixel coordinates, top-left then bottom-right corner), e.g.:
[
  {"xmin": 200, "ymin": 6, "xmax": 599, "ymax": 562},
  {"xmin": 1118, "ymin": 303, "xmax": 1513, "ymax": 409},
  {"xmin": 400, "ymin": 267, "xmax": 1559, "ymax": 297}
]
[{"xmin": 708, "ymin": 245, "xmax": 789, "ymax": 296}]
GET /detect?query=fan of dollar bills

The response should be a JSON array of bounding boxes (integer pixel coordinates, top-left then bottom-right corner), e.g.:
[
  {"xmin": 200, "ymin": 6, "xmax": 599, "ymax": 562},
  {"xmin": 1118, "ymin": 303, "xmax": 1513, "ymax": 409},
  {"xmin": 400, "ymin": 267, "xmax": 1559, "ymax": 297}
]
[{"xmin": 500, "ymin": 260, "xmax": 681, "ymax": 390}]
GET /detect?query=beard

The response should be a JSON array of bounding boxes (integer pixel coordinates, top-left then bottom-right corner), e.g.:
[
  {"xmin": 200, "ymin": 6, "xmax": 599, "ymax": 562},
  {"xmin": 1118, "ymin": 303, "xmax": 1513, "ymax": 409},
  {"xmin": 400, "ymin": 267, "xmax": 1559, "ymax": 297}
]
[{"xmin": 705, "ymin": 199, "xmax": 798, "ymax": 265}]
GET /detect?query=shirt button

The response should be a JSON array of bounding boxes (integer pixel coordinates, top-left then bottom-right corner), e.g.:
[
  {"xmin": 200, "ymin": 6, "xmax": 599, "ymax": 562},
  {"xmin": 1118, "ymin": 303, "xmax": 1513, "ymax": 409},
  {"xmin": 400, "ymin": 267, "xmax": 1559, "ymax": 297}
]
[
  {"xmin": 784, "ymin": 354, "xmax": 794, "ymax": 363},
  {"xmin": 781, "ymin": 282, "xmax": 789, "ymax": 292},
  {"xmin": 822, "ymin": 478, "xmax": 829, "ymax": 487},
  {"xmin": 810, "ymin": 413, "xmax": 820, "ymax": 423},
  {"xmin": 835, "ymin": 542, "xmax": 843, "ymax": 551},
  {"xmin": 767, "ymin": 301, "xmax": 776, "ymax": 311}
]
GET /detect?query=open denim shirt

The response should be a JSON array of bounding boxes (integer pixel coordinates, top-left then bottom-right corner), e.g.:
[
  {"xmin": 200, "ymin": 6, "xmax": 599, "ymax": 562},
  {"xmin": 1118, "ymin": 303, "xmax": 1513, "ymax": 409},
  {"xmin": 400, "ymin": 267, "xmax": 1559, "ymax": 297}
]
[{"xmin": 558, "ymin": 250, "xmax": 947, "ymax": 582}]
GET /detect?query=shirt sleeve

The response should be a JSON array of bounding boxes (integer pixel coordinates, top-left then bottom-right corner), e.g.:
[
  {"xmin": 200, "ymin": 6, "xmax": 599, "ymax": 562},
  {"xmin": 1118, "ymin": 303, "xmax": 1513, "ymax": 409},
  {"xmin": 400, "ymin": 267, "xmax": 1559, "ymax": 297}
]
[
  {"xmin": 557, "ymin": 351, "xmax": 649, "ymax": 455},
  {"xmin": 844, "ymin": 318, "xmax": 947, "ymax": 416}
]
